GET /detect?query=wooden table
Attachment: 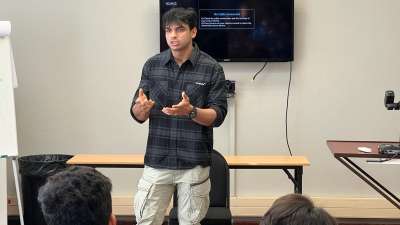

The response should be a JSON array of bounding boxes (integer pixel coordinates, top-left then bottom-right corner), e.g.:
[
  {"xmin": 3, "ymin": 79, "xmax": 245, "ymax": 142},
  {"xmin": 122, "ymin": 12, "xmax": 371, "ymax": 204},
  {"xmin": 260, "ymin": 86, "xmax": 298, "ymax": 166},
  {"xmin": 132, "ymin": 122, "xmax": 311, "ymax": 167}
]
[
  {"xmin": 327, "ymin": 140, "xmax": 400, "ymax": 209},
  {"xmin": 67, "ymin": 154, "xmax": 310, "ymax": 193}
]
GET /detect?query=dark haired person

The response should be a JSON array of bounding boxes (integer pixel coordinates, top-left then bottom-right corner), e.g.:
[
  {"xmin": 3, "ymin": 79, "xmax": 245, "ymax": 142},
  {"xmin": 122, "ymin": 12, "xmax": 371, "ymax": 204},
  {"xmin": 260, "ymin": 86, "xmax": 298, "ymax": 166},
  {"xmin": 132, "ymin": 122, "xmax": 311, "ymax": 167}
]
[
  {"xmin": 130, "ymin": 7, "xmax": 227, "ymax": 225},
  {"xmin": 260, "ymin": 194, "xmax": 337, "ymax": 225},
  {"xmin": 37, "ymin": 166, "xmax": 116, "ymax": 225}
]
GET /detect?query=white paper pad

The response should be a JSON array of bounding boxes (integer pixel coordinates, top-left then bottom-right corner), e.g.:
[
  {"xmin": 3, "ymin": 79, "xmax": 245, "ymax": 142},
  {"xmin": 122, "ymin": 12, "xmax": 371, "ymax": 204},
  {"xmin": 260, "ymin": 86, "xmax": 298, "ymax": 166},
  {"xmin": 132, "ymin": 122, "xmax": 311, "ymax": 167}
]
[{"xmin": 0, "ymin": 21, "xmax": 11, "ymax": 37}]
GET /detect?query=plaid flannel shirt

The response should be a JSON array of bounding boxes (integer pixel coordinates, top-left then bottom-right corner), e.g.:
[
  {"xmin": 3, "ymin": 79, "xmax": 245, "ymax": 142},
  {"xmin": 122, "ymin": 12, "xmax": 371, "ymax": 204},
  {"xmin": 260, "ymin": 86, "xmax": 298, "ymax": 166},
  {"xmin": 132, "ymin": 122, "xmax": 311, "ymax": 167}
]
[{"xmin": 131, "ymin": 44, "xmax": 227, "ymax": 169}]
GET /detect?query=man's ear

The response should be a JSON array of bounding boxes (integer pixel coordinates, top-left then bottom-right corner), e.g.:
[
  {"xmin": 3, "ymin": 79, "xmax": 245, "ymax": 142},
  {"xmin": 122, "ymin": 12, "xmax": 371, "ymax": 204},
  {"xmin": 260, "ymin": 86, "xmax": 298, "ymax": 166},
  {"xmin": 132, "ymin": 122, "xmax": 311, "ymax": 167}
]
[
  {"xmin": 108, "ymin": 213, "xmax": 117, "ymax": 225},
  {"xmin": 191, "ymin": 27, "xmax": 197, "ymax": 39}
]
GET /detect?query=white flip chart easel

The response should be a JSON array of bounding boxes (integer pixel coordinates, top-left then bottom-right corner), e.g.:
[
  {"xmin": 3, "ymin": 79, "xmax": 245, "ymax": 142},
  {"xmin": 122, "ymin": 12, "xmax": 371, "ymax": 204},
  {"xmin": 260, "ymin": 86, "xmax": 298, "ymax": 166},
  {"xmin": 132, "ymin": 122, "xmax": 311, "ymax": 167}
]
[{"xmin": 0, "ymin": 21, "xmax": 24, "ymax": 225}]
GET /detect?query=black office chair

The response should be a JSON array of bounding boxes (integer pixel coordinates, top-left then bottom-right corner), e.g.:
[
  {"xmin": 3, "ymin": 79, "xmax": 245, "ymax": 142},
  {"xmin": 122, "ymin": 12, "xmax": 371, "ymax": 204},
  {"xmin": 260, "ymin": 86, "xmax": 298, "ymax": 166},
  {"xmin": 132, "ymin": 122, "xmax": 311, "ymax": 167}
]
[{"xmin": 169, "ymin": 149, "xmax": 232, "ymax": 225}]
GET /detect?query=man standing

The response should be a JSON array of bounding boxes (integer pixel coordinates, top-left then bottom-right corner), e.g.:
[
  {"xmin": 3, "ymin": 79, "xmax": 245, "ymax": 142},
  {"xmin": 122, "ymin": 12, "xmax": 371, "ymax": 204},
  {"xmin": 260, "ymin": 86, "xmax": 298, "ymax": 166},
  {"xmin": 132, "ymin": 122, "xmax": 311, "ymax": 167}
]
[{"xmin": 130, "ymin": 7, "xmax": 227, "ymax": 225}]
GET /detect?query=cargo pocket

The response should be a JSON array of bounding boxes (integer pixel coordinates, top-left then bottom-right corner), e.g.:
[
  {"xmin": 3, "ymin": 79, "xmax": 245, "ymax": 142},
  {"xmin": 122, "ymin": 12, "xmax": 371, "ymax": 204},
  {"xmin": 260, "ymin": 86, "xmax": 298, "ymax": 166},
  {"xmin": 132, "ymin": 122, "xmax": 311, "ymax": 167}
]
[
  {"xmin": 134, "ymin": 178, "xmax": 153, "ymax": 223},
  {"xmin": 189, "ymin": 178, "xmax": 211, "ymax": 224}
]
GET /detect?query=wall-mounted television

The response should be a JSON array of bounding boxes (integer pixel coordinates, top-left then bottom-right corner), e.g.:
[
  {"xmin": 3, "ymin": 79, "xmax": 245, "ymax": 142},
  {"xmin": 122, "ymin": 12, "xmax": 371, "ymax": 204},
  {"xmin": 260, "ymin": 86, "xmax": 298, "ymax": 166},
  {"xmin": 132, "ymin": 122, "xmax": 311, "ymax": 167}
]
[{"xmin": 160, "ymin": 0, "xmax": 294, "ymax": 62}]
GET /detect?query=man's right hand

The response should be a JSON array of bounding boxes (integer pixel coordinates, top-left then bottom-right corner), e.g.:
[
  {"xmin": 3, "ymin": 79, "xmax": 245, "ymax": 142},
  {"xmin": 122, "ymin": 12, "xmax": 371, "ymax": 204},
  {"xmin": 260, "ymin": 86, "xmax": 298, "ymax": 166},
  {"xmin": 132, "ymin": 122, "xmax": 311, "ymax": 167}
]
[{"xmin": 132, "ymin": 88, "xmax": 155, "ymax": 121}]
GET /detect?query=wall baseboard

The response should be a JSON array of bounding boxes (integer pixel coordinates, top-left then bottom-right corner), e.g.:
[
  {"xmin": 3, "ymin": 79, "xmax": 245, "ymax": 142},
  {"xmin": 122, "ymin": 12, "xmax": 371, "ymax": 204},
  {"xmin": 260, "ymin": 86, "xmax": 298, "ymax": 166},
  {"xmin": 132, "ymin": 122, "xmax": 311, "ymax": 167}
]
[{"xmin": 7, "ymin": 196, "xmax": 400, "ymax": 219}]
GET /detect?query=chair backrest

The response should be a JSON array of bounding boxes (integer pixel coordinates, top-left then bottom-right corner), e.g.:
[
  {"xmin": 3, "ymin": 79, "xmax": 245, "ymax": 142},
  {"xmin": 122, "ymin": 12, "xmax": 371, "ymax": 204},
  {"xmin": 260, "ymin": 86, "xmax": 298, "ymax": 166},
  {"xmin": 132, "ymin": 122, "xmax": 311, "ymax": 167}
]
[{"xmin": 209, "ymin": 149, "xmax": 230, "ymax": 207}]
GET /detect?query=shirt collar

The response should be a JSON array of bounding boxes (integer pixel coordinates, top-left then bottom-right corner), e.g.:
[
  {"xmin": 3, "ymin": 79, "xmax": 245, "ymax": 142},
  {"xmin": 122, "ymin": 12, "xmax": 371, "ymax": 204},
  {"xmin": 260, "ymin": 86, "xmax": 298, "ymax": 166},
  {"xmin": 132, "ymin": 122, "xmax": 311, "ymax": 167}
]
[{"xmin": 161, "ymin": 42, "xmax": 200, "ymax": 66}]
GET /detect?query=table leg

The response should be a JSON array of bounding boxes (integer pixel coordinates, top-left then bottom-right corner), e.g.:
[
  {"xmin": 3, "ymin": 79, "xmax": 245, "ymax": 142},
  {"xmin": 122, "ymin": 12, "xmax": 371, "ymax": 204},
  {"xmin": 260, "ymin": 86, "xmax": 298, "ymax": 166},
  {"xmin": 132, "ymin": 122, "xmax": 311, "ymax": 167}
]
[
  {"xmin": 283, "ymin": 167, "xmax": 303, "ymax": 194},
  {"xmin": 336, "ymin": 157, "xmax": 400, "ymax": 209},
  {"xmin": 294, "ymin": 167, "xmax": 303, "ymax": 194}
]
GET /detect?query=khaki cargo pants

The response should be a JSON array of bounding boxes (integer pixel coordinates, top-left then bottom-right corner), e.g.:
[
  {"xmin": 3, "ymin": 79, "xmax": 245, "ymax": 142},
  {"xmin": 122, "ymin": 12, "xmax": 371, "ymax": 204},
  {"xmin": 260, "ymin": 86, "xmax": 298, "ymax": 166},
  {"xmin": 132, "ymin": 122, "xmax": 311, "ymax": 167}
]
[{"xmin": 134, "ymin": 165, "xmax": 210, "ymax": 225}]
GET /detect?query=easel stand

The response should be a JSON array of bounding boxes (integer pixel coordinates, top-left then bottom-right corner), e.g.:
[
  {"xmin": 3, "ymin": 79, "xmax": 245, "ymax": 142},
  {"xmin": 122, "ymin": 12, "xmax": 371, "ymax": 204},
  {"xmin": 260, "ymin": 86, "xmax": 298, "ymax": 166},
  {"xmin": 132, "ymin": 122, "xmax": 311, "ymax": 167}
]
[{"xmin": 1, "ymin": 21, "xmax": 22, "ymax": 225}]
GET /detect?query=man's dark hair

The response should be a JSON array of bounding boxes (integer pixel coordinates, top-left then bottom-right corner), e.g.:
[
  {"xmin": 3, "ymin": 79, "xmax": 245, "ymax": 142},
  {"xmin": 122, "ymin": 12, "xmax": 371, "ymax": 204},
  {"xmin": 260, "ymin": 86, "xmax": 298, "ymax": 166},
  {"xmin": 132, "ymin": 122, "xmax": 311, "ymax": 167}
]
[
  {"xmin": 38, "ymin": 166, "xmax": 112, "ymax": 225},
  {"xmin": 162, "ymin": 7, "xmax": 198, "ymax": 30},
  {"xmin": 260, "ymin": 194, "xmax": 337, "ymax": 225}
]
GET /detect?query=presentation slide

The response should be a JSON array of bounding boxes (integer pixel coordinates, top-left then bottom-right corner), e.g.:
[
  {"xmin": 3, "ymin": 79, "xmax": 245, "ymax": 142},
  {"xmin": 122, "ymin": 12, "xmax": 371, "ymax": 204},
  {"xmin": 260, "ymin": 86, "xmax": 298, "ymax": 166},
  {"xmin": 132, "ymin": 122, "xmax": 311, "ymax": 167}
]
[{"xmin": 199, "ymin": 9, "xmax": 255, "ymax": 29}]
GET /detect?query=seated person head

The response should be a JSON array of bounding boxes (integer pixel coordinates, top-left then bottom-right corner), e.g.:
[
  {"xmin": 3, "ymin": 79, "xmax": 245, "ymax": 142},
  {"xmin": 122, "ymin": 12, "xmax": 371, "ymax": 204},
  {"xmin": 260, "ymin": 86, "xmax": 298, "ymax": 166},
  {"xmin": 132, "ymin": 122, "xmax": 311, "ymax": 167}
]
[
  {"xmin": 38, "ymin": 166, "xmax": 116, "ymax": 225},
  {"xmin": 260, "ymin": 194, "xmax": 337, "ymax": 225}
]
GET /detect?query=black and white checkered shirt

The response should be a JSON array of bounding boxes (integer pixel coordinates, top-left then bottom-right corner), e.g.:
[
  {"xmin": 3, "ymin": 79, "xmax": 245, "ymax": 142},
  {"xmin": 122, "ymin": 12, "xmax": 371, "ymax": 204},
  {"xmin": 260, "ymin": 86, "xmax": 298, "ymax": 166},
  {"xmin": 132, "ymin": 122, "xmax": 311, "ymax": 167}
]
[{"xmin": 131, "ymin": 44, "xmax": 227, "ymax": 169}]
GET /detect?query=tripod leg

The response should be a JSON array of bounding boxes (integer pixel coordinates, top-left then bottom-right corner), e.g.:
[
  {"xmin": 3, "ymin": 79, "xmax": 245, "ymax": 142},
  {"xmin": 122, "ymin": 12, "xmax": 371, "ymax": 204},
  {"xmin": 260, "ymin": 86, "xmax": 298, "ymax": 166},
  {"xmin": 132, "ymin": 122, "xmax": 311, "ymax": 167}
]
[{"xmin": 12, "ymin": 158, "xmax": 24, "ymax": 225}]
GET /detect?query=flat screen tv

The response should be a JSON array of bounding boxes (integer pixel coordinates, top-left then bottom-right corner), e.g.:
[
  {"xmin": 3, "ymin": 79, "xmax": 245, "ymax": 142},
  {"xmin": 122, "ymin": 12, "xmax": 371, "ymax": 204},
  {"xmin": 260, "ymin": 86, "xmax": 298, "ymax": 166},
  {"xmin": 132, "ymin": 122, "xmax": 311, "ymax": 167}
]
[{"xmin": 160, "ymin": 0, "xmax": 294, "ymax": 62}]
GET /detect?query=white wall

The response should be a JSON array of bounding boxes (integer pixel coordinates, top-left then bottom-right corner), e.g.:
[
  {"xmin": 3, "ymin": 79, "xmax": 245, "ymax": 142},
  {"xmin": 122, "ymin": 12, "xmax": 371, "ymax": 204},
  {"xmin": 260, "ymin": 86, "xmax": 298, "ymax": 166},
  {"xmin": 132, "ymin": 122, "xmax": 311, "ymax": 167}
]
[{"xmin": 1, "ymin": 0, "xmax": 399, "ymax": 205}]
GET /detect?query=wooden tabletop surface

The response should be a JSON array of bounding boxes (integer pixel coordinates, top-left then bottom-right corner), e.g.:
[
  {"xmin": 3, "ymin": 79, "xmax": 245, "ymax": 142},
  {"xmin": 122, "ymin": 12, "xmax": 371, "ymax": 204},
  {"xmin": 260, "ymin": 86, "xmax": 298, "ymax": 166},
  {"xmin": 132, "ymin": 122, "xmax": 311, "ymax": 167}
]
[
  {"xmin": 327, "ymin": 140, "xmax": 399, "ymax": 158},
  {"xmin": 67, "ymin": 154, "xmax": 310, "ymax": 167}
]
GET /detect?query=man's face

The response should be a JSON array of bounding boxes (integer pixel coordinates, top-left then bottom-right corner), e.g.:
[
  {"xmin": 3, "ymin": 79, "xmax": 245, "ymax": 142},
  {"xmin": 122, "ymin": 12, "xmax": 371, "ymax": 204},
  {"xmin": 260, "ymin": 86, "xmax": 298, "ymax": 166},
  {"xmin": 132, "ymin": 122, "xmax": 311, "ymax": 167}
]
[{"xmin": 165, "ymin": 23, "xmax": 197, "ymax": 52}]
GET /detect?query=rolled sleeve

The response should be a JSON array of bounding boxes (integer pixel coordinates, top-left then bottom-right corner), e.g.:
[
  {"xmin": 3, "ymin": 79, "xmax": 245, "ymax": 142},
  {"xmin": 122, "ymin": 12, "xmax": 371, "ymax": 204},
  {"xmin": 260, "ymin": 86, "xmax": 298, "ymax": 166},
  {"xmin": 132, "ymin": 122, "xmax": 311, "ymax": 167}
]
[
  {"xmin": 207, "ymin": 64, "xmax": 227, "ymax": 127},
  {"xmin": 130, "ymin": 89, "xmax": 146, "ymax": 124},
  {"xmin": 130, "ymin": 60, "xmax": 152, "ymax": 124}
]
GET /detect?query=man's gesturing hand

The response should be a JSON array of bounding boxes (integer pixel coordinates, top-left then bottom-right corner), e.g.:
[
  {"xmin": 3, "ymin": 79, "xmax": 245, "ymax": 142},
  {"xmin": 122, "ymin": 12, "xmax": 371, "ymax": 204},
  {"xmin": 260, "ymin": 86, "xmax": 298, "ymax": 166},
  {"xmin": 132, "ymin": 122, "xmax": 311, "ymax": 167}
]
[
  {"xmin": 162, "ymin": 92, "xmax": 193, "ymax": 116},
  {"xmin": 132, "ymin": 88, "xmax": 155, "ymax": 121}
]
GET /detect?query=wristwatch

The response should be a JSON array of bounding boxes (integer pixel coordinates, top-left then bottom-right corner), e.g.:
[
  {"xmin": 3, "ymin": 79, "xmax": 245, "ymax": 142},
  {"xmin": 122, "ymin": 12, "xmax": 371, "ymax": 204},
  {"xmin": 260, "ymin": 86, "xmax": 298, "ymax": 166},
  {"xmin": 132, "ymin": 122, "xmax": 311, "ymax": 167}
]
[{"xmin": 188, "ymin": 106, "xmax": 197, "ymax": 119}]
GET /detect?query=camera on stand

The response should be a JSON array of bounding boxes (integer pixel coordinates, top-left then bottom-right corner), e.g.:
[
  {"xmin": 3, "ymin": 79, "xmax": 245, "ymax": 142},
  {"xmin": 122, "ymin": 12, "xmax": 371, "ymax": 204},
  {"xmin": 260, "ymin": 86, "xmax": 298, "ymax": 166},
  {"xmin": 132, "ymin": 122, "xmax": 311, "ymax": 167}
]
[
  {"xmin": 379, "ymin": 90, "xmax": 400, "ymax": 155},
  {"xmin": 225, "ymin": 80, "xmax": 235, "ymax": 98},
  {"xmin": 384, "ymin": 90, "xmax": 400, "ymax": 110}
]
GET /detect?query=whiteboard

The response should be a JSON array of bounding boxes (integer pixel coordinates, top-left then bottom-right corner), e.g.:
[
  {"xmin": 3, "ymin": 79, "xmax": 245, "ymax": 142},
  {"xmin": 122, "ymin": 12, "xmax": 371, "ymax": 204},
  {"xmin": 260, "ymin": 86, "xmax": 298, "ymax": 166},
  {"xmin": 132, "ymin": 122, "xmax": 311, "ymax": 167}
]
[{"xmin": 0, "ymin": 36, "xmax": 18, "ymax": 157}]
